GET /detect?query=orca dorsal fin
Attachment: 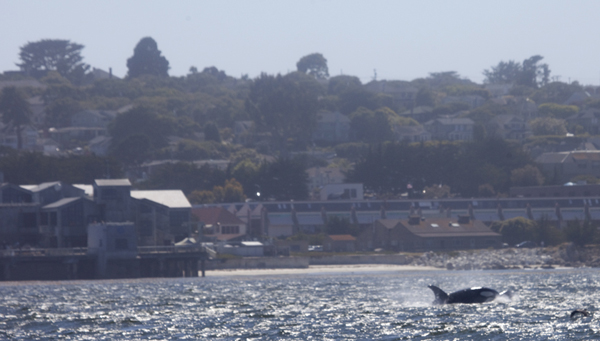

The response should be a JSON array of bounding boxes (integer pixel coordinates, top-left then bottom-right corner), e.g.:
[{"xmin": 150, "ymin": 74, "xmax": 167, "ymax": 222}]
[{"xmin": 428, "ymin": 285, "xmax": 449, "ymax": 305}]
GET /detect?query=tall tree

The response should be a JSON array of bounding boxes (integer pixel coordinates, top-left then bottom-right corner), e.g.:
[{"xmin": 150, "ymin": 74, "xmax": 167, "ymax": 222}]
[
  {"xmin": 126, "ymin": 37, "xmax": 170, "ymax": 78},
  {"xmin": 483, "ymin": 55, "xmax": 550, "ymax": 88},
  {"xmin": 349, "ymin": 107, "xmax": 396, "ymax": 143},
  {"xmin": 328, "ymin": 75, "xmax": 362, "ymax": 96},
  {"xmin": 17, "ymin": 39, "xmax": 89, "ymax": 83},
  {"xmin": 482, "ymin": 60, "xmax": 521, "ymax": 85},
  {"xmin": 296, "ymin": 53, "xmax": 329, "ymax": 80},
  {"xmin": 0, "ymin": 87, "xmax": 32, "ymax": 149},
  {"xmin": 246, "ymin": 73, "xmax": 321, "ymax": 151}
]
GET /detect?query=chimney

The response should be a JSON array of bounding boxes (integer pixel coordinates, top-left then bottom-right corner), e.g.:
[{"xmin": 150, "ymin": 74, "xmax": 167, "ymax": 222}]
[
  {"xmin": 457, "ymin": 215, "xmax": 470, "ymax": 224},
  {"xmin": 408, "ymin": 215, "xmax": 421, "ymax": 225},
  {"xmin": 109, "ymin": 68, "xmax": 112, "ymax": 79}
]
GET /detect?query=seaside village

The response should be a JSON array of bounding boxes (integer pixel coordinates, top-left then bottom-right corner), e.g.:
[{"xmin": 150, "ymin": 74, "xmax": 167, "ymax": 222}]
[
  {"xmin": 1, "ymin": 169, "xmax": 600, "ymax": 280},
  {"xmin": 3, "ymin": 54, "xmax": 600, "ymax": 279}
]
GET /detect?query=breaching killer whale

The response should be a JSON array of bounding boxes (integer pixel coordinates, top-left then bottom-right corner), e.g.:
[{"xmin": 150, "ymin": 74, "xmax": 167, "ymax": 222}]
[{"xmin": 428, "ymin": 285, "xmax": 513, "ymax": 305}]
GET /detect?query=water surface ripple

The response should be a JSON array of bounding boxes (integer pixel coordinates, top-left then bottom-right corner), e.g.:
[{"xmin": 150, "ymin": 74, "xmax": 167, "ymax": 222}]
[{"xmin": 1, "ymin": 268, "xmax": 600, "ymax": 340}]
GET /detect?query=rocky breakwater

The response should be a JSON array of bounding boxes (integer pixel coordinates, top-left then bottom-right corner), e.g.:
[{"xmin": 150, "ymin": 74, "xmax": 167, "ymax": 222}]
[{"xmin": 407, "ymin": 244, "xmax": 600, "ymax": 270}]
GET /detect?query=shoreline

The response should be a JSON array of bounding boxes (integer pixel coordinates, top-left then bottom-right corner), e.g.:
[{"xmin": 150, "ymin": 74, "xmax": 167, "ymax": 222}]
[
  {"xmin": 207, "ymin": 264, "xmax": 466, "ymax": 277},
  {"xmin": 205, "ymin": 263, "xmax": 577, "ymax": 278}
]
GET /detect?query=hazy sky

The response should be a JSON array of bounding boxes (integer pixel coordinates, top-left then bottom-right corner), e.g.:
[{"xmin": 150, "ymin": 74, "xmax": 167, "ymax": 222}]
[{"xmin": 2, "ymin": 0, "xmax": 599, "ymax": 85}]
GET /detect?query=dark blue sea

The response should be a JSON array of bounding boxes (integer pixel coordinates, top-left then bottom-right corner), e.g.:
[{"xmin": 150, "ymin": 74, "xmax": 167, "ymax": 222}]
[{"xmin": 1, "ymin": 268, "xmax": 600, "ymax": 340}]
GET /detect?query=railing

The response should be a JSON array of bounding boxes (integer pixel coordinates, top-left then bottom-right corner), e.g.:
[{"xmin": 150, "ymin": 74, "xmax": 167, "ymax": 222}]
[
  {"xmin": 0, "ymin": 247, "xmax": 87, "ymax": 258},
  {"xmin": 138, "ymin": 245, "xmax": 208, "ymax": 254},
  {"xmin": 1, "ymin": 245, "xmax": 213, "ymax": 258}
]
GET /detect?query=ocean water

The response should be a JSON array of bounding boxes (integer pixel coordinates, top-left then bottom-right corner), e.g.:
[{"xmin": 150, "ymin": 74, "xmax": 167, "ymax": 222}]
[{"xmin": 1, "ymin": 268, "xmax": 600, "ymax": 340}]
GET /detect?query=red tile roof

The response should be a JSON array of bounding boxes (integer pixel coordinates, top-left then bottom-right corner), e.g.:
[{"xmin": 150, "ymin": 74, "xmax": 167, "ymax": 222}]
[
  {"xmin": 191, "ymin": 207, "xmax": 245, "ymax": 225},
  {"xmin": 328, "ymin": 234, "xmax": 356, "ymax": 241}
]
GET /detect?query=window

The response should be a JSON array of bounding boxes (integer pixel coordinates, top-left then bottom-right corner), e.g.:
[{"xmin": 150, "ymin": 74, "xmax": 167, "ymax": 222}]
[
  {"xmin": 115, "ymin": 238, "xmax": 128, "ymax": 250},
  {"xmin": 140, "ymin": 220, "xmax": 152, "ymax": 236},
  {"xmin": 221, "ymin": 225, "xmax": 240, "ymax": 234},
  {"xmin": 19, "ymin": 212, "xmax": 37, "ymax": 229},
  {"xmin": 101, "ymin": 188, "xmax": 117, "ymax": 199},
  {"xmin": 170, "ymin": 211, "xmax": 189, "ymax": 228}
]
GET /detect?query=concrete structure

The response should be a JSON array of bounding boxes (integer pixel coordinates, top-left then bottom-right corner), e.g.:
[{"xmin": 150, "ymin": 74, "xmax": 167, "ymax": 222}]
[
  {"xmin": 0, "ymin": 178, "xmax": 191, "ymax": 248},
  {"xmin": 131, "ymin": 190, "xmax": 192, "ymax": 246},
  {"xmin": 320, "ymin": 183, "xmax": 364, "ymax": 201},
  {"xmin": 204, "ymin": 195, "xmax": 600, "ymax": 241}
]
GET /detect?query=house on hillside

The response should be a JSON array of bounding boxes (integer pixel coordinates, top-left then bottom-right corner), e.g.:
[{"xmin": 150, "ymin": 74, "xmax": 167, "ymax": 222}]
[
  {"xmin": 71, "ymin": 110, "xmax": 117, "ymax": 128},
  {"xmin": 28, "ymin": 96, "xmax": 45, "ymax": 126},
  {"xmin": 364, "ymin": 80, "xmax": 418, "ymax": 106},
  {"xmin": 394, "ymin": 125, "xmax": 431, "ymax": 143},
  {"xmin": 424, "ymin": 117, "xmax": 474, "ymax": 141},
  {"xmin": 567, "ymin": 108, "xmax": 600, "ymax": 135},
  {"xmin": 312, "ymin": 111, "xmax": 351, "ymax": 143},
  {"xmin": 486, "ymin": 114, "xmax": 532, "ymax": 142},
  {"xmin": 564, "ymin": 91, "xmax": 591, "ymax": 106},
  {"xmin": 307, "ymin": 167, "xmax": 345, "ymax": 193},
  {"xmin": 536, "ymin": 150, "xmax": 600, "ymax": 183},
  {"xmin": 484, "ymin": 84, "xmax": 513, "ymax": 98},
  {"xmin": 191, "ymin": 206, "xmax": 247, "ymax": 242},
  {"xmin": 357, "ymin": 216, "xmax": 500, "ymax": 252},
  {"xmin": 399, "ymin": 106, "xmax": 434, "ymax": 124},
  {"xmin": 48, "ymin": 127, "xmax": 107, "ymax": 144},
  {"xmin": 320, "ymin": 183, "xmax": 364, "ymax": 201},
  {"xmin": 233, "ymin": 120, "xmax": 254, "ymax": 145},
  {"xmin": 440, "ymin": 95, "xmax": 486, "ymax": 109},
  {"xmin": 0, "ymin": 79, "xmax": 46, "ymax": 91},
  {"xmin": 0, "ymin": 123, "xmax": 38, "ymax": 150},
  {"xmin": 89, "ymin": 135, "xmax": 112, "ymax": 156}
]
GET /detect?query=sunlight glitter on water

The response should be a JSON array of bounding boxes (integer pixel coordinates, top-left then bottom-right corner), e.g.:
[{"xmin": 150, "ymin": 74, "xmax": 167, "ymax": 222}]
[{"xmin": 2, "ymin": 268, "xmax": 600, "ymax": 340}]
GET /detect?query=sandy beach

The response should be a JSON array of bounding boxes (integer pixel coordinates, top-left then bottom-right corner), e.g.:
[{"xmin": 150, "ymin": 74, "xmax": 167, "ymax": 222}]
[{"xmin": 206, "ymin": 264, "xmax": 440, "ymax": 277}]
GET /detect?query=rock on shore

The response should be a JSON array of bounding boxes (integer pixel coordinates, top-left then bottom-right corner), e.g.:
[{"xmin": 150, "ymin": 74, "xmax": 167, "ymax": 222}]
[{"xmin": 406, "ymin": 243, "xmax": 600, "ymax": 270}]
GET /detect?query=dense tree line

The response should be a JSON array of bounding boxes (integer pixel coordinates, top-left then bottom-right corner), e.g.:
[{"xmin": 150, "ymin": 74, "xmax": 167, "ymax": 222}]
[
  {"xmin": 346, "ymin": 138, "xmax": 534, "ymax": 197},
  {"xmin": 491, "ymin": 217, "xmax": 598, "ymax": 247},
  {"xmin": 4, "ymin": 38, "xmax": 600, "ymax": 202},
  {"xmin": 0, "ymin": 149, "xmax": 122, "ymax": 184}
]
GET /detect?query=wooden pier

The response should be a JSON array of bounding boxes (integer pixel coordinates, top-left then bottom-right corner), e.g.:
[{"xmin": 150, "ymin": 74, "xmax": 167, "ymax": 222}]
[{"xmin": 0, "ymin": 245, "xmax": 213, "ymax": 281}]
